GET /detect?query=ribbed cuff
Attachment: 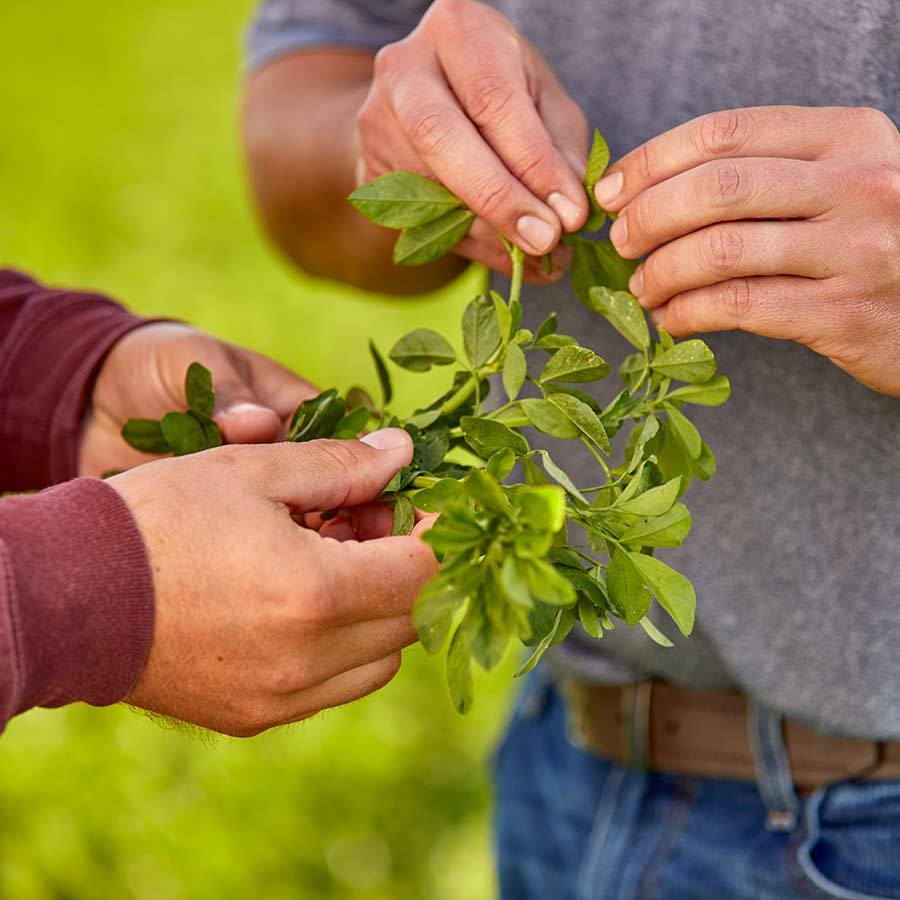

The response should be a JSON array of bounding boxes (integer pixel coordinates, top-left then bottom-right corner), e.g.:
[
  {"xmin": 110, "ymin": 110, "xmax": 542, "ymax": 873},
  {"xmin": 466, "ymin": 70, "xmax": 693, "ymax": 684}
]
[
  {"xmin": 0, "ymin": 277, "xmax": 151, "ymax": 490},
  {"xmin": 0, "ymin": 478, "xmax": 154, "ymax": 720}
]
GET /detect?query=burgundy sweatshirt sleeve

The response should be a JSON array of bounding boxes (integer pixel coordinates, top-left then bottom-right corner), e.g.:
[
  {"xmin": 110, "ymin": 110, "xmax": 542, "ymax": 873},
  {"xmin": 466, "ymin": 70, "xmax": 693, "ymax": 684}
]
[
  {"xmin": 0, "ymin": 269, "xmax": 156, "ymax": 733},
  {"xmin": 0, "ymin": 268, "xmax": 150, "ymax": 491}
]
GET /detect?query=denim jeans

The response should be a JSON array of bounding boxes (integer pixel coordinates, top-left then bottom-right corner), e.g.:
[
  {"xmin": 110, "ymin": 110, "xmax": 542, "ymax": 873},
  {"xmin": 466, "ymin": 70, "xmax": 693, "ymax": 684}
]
[{"xmin": 493, "ymin": 670, "xmax": 900, "ymax": 900}]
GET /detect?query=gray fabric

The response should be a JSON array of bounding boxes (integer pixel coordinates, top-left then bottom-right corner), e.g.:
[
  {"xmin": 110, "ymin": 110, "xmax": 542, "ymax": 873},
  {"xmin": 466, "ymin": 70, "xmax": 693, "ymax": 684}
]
[{"xmin": 246, "ymin": 0, "xmax": 900, "ymax": 739}]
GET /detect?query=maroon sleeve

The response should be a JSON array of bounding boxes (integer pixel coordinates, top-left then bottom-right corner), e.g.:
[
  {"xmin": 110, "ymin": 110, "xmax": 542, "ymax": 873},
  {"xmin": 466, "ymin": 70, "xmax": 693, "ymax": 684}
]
[
  {"xmin": 0, "ymin": 269, "xmax": 156, "ymax": 733},
  {"xmin": 0, "ymin": 479, "xmax": 155, "ymax": 732},
  {"xmin": 0, "ymin": 268, "xmax": 151, "ymax": 491}
]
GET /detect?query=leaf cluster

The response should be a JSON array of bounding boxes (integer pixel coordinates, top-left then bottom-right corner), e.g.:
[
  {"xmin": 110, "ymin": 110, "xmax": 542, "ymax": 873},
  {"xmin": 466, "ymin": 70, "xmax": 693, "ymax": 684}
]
[{"xmin": 123, "ymin": 128, "xmax": 732, "ymax": 713}]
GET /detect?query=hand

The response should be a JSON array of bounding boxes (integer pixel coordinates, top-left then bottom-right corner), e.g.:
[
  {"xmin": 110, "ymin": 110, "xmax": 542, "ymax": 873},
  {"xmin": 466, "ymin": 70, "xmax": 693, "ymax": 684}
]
[
  {"xmin": 356, "ymin": 0, "xmax": 590, "ymax": 281},
  {"xmin": 79, "ymin": 323, "xmax": 318, "ymax": 476},
  {"xmin": 596, "ymin": 105, "xmax": 900, "ymax": 395},
  {"xmin": 109, "ymin": 430, "xmax": 437, "ymax": 736}
]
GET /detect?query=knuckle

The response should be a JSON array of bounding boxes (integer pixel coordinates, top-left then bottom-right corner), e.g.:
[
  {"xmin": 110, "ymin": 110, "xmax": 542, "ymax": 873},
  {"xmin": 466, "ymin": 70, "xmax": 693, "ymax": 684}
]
[
  {"xmin": 858, "ymin": 162, "xmax": 900, "ymax": 207},
  {"xmin": 699, "ymin": 159, "xmax": 747, "ymax": 207},
  {"xmin": 703, "ymin": 226, "xmax": 745, "ymax": 274},
  {"xmin": 406, "ymin": 104, "xmax": 454, "ymax": 155},
  {"xmin": 463, "ymin": 71, "xmax": 518, "ymax": 125},
  {"xmin": 698, "ymin": 109, "xmax": 750, "ymax": 157},
  {"xmin": 712, "ymin": 277, "xmax": 754, "ymax": 321},
  {"xmin": 431, "ymin": 0, "xmax": 471, "ymax": 28},
  {"xmin": 851, "ymin": 106, "xmax": 898, "ymax": 140},
  {"xmin": 469, "ymin": 175, "xmax": 515, "ymax": 220},
  {"xmin": 634, "ymin": 141, "xmax": 661, "ymax": 183},
  {"xmin": 372, "ymin": 42, "xmax": 403, "ymax": 78},
  {"xmin": 508, "ymin": 143, "xmax": 554, "ymax": 184}
]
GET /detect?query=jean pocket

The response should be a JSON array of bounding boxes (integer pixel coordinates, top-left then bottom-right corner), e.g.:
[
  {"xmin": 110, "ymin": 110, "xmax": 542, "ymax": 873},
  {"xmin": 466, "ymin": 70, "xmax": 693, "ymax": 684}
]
[{"xmin": 789, "ymin": 779, "xmax": 900, "ymax": 900}]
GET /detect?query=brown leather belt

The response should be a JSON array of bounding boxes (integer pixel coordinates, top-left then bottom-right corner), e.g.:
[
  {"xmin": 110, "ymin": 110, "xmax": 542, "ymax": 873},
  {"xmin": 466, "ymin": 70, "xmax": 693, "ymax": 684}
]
[{"xmin": 562, "ymin": 679, "xmax": 900, "ymax": 791}]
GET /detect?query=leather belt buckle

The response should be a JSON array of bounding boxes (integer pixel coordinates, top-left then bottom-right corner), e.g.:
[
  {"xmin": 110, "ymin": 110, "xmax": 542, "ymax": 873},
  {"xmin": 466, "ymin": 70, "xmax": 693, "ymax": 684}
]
[{"xmin": 620, "ymin": 679, "xmax": 654, "ymax": 771}]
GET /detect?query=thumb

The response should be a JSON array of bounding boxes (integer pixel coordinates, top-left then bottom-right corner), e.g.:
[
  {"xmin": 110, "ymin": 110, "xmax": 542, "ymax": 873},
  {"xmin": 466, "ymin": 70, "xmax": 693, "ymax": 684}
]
[
  {"xmin": 213, "ymin": 377, "xmax": 283, "ymax": 445},
  {"xmin": 251, "ymin": 429, "xmax": 414, "ymax": 512}
]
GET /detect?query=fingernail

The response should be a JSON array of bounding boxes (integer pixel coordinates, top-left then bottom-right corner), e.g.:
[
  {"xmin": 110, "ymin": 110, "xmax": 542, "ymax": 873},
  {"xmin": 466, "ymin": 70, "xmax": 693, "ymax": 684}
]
[
  {"xmin": 629, "ymin": 265, "xmax": 644, "ymax": 298},
  {"xmin": 651, "ymin": 307, "xmax": 666, "ymax": 328},
  {"xmin": 594, "ymin": 171, "xmax": 623, "ymax": 207},
  {"xmin": 547, "ymin": 192, "xmax": 583, "ymax": 232},
  {"xmin": 516, "ymin": 215, "xmax": 556, "ymax": 254},
  {"xmin": 360, "ymin": 427, "xmax": 410, "ymax": 451},
  {"xmin": 610, "ymin": 213, "xmax": 628, "ymax": 250},
  {"xmin": 563, "ymin": 150, "xmax": 587, "ymax": 178},
  {"xmin": 223, "ymin": 401, "xmax": 275, "ymax": 416}
]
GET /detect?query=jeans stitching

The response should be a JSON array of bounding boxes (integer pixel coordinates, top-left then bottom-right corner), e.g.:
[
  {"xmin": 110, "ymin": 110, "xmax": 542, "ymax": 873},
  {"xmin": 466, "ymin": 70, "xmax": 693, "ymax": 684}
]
[{"xmin": 577, "ymin": 766, "xmax": 626, "ymax": 900}]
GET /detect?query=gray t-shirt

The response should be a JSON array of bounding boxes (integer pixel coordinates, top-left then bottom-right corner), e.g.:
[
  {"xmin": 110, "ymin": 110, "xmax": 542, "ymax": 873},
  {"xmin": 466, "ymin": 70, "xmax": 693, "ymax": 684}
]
[{"xmin": 247, "ymin": 0, "xmax": 900, "ymax": 739}]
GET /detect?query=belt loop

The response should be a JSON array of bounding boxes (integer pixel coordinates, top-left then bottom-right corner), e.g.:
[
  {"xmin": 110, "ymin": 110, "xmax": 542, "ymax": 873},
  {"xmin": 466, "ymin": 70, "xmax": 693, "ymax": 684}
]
[
  {"xmin": 748, "ymin": 701, "xmax": 798, "ymax": 832},
  {"xmin": 621, "ymin": 680, "xmax": 653, "ymax": 770}
]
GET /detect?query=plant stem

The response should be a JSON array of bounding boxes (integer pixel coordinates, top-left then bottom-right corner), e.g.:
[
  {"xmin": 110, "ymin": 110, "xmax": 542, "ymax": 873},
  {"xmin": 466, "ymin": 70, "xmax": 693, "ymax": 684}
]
[
  {"xmin": 441, "ymin": 375, "xmax": 479, "ymax": 416},
  {"xmin": 508, "ymin": 244, "xmax": 524, "ymax": 308},
  {"xmin": 583, "ymin": 438, "xmax": 613, "ymax": 481}
]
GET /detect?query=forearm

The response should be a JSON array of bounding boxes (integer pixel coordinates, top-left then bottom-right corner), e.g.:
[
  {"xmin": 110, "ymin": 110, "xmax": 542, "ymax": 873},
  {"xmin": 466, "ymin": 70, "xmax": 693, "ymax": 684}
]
[{"xmin": 242, "ymin": 49, "xmax": 465, "ymax": 294}]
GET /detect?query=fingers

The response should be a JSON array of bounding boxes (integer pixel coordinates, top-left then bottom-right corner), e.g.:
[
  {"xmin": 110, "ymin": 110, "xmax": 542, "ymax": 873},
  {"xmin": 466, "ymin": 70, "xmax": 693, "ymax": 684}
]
[
  {"xmin": 316, "ymin": 531, "xmax": 438, "ymax": 623},
  {"xmin": 249, "ymin": 430, "xmax": 413, "ymax": 511},
  {"xmin": 596, "ymin": 106, "xmax": 850, "ymax": 213},
  {"xmin": 652, "ymin": 274, "xmax": 829, "ymax": 343},
  {"xmin": 612, "ymin": 158, "xmax": 836, "ymax": 259},
  {"xmin": 386, "ymin": 52, "xmax": 561, "ymax": 256},
  {"xmin": 283, "ymin": 653, "xmax": 403, "ymax": 724},
  {"xmin": 454, "ymin": 219, "xmax": 570, "ymax": 281},
  {"xmin": 241, "ymin": 347, "xmax": 319, "ymax": 420},
  {"xmin": 434, "ymin": 22, "xmax": 588, "ymax": 233},
  {"xmin": 634, "ymin": 221, "xmax": 833, "ymax": 309},
  {"xmin": 532, "ymin": 51, "xmax": 591, "ymax": 177}
]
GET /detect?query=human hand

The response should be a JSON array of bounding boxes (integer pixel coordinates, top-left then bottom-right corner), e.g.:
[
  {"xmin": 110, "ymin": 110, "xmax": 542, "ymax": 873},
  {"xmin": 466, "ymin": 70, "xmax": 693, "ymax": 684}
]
[
  {"xmin": 597, "ymin": 106, "xmax": 900, "ymax": 395},
  {"xmin": 355, "ymin": 0, "xmax": 590, "ymax": 282},
  {"xmin": 79, "ymin": 322, "xmax": 318, "ymax": 476},
  {"xmin": 109, "ymin": 430, "xmax": 437, "ymax": 736}
]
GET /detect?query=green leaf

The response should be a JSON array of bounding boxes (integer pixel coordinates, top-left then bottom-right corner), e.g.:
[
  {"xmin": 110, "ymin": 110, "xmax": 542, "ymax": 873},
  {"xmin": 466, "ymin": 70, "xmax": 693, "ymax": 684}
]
[
  {"xmin": 501, "ymin": 556, "xmax": 533, "ymax": 608},
  {"xmin": 534, "ymin": 313, "xmax": 558, "ymax": 343},
  {"xmin": 446, "ymin": 622, "xmax": 474, "ymax": 714},
  {"xmin": 540, "ymin": 345, "xmax": 609, "ymax": 384},
  {"xmin": 345, "ymin": 386, "xmax": 376, "ymax": 413},
  {"xmin": 389, "ymin": 329, "xmax": 456, "ymax": 372},
  {"xmin": 570, "ymin": 237, "xmax": 638, "ymax": 303},
  {"xmin": 514, "ymin": 485, "xmax": 567, "ymax": 533},
  {"xmin": 586, "ymin": 287, "xmax": 650, "ymax": 350},
  {"xmin": 413, "ymin": 579, "xmax": 466, "ymax": 654},
  {"xmin": 546, "ymin": 393, "xmax": 611, "ymax": 453},
  {"xmin": 614, "ymin": 476, "xmax": 681, "ymax": 516},
  {"xmin": 619, "ymin": 352, "xmax": 649, "ymax": 394},
  {"xmin": 394, "ymin": 208, "xmax": 475, "ymax": 266},
  {"xmin": 349, "ymin": 171, "xmax": 461, "ymax": 228},
  {"xmin": 121, "ymin": 418, "xmax": 169, "ymax": 455},
  {"xmin": 413, "ymin": 478, "xmax": 463, "ymax": 513},
  {"xmin": 368, "ymin": 340, "xmax": 393, "ymax": 406},
  {"xmin": 621, "ymin": 503, "xmax": 692, "ymax": 548},
  {"xmin": 334, "ymin": 405, "xmax": 370, "ymax": 437},
  {"xmin": 288, "ymin": 388, "xmax": 346, "ymax": 442},
  {"xmin": 664, "ymin": 404, "xmax": 702, "ymax": 460},
  {"xmin": 650, "ymin": 340, "xmax": 717, "ymax": 383},
  {"xmin": 583, "ymin": 129, "xmax": 611, "ymax": 231},
  {"xmin": 184, "ymin": 362, "xmax": 215, "ymax": 417},
  {"xmin": 639, "ymin": 616, "xmax": 674, "ymax": 648},
  {"xmin": 606, "ymin": 548, "xmax": 651, "ymax": 625},
  {"xmin": 515, "ymin": 609, "xmax": 566, "ymax": 677},
  {"xmin": 693, "ymin": 441, "xmax": 717, "ymax": 480},
  {"xmin": 391, "ymin": 495, "xmax": 415, "ymax": 535},
  {"xmin": 521, "ymin": 398, "xmax": 580, "ymax": 440},
  {"xmin": 536, "ymin": 450, "xmax": 587, "ymax": 503},
  {"xmin": 522, "ymin": 559, "xmax": 576, "ymax": 607},
  {"xmin": 486, "ymin": 447, "xmax": 516, "ymax": 480},
  {"xmin": 161, "ymin": 411, "xmax": 208, "ymax": 456},
  {"xmin": 627, "ymin": 414, "xmax": 660, "ymax": 472},
  {"xmin": 471, "ymin": 602, "xmax": 509, "ymax": 671},
  {"xmin": 502, "ymin": 341, "xmax": 527, "ymax": 401},
  {"xmin": 578, "ymin": 595, "xmax": 602, "ymax": 638},
  {"xmin": 191, "ymin": 411, "xmax": 223, "ymax": 449},
  {"xmin": 463, "ymin": 469, "xmax": 510, "ymax": 516},
  {"xmin": 406, "ymin": 423, "xmax": 450, "ymax": 471},
  {"xmin": 462, "ymin": 294, "xmax": 502, "ymax": 368},
  {"xmin": 627, "ymin": 552, "xmax": 696, "ymax": 637},
  {"xmin": 460, "ymin": 416, "xmax": 528, "ymax": 459},
  {"xmin": 491, "ymin": 290, "xmax": 512, "ymax": 344},
  {"xmin": 667, "ymin": 375, "xmax": 731, "ymax": 407}
]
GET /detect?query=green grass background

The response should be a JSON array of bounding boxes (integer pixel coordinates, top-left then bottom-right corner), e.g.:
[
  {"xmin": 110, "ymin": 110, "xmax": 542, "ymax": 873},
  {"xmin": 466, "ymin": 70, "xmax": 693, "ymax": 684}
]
[{"xmin": 0, "ymin": 2, "xmax": 515, "ymax": 897}]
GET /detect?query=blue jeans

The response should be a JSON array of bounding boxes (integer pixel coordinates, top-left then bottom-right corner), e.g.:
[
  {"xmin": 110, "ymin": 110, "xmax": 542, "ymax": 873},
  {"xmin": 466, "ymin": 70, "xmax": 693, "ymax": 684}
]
[{"xmin": 493, "ymin": 671, "xmax": 900, "ymax": 900}]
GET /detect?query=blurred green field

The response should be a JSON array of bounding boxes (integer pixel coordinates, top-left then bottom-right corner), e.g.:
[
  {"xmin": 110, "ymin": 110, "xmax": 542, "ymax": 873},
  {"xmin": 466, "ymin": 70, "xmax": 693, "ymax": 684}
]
[{"xmin": 0, "ymin": 2, "xmax": 514, "ymax": 898}]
